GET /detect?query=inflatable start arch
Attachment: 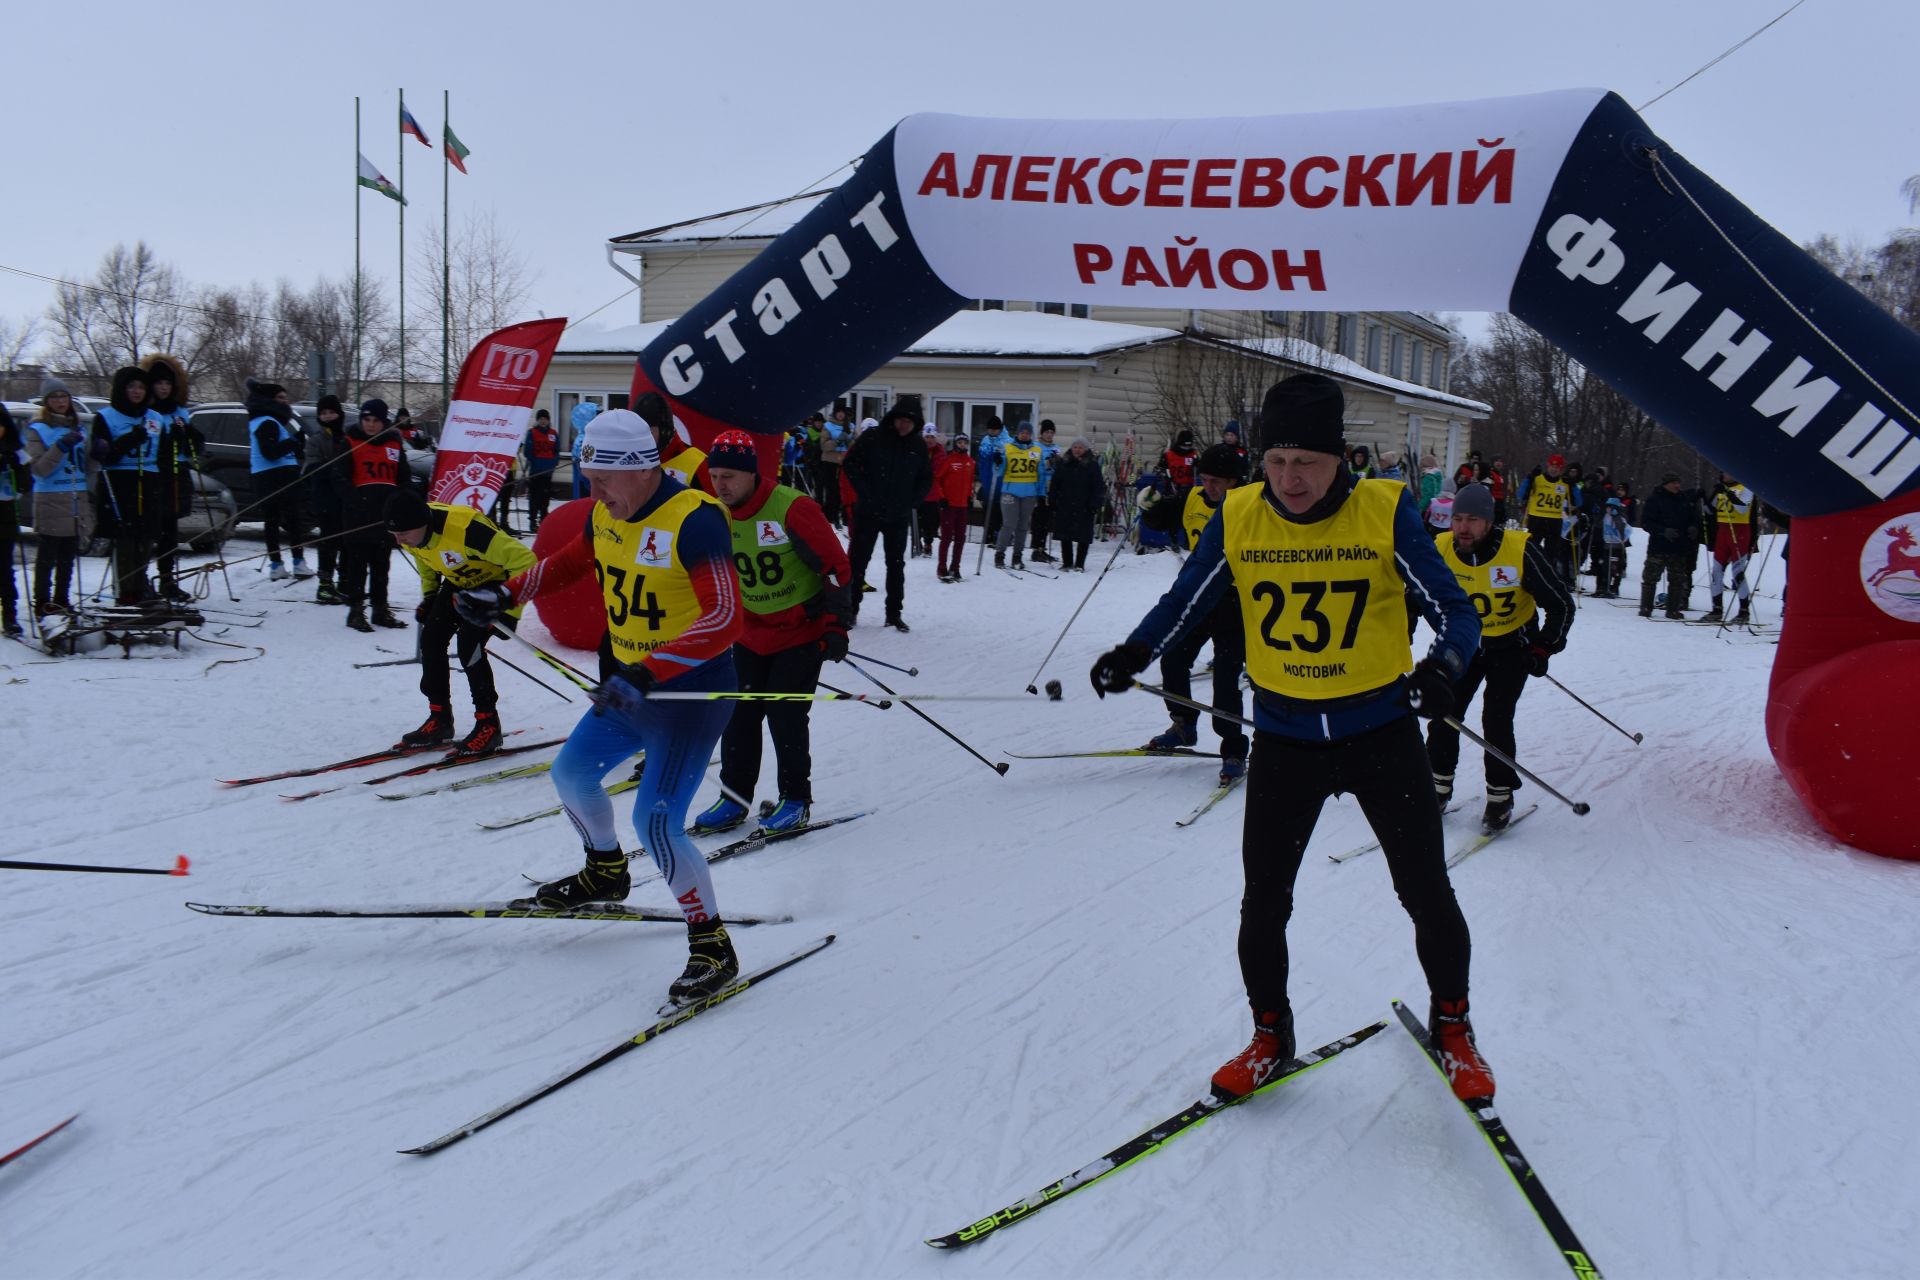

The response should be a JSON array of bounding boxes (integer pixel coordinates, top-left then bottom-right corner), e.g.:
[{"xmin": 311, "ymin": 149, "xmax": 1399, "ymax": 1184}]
[{"xmin": 624, "ymin": 89, "xmax": 1920, "ymax": 860}]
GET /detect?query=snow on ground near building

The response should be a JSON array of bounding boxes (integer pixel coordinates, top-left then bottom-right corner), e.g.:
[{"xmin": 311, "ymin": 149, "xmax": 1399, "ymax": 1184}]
[{"xmin": 5, "ymin": 534, "xmax": 1917, "ymax": 1279}]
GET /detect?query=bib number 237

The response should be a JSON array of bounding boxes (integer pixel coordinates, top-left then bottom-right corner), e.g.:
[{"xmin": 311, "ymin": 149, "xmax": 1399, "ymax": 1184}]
[{"xmin": 1250, "ymin": 578, "xmax": 1370, "ymax": 653}]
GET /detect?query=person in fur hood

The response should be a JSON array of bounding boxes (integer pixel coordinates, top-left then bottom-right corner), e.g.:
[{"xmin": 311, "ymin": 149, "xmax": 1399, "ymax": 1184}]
[
  {"xmin": 141, "ymin": 353, "xmax": 206, "ymax": 601},
  {"xmin": 88, "ymin": 365, "xmax": 166, "ymax": 603}
]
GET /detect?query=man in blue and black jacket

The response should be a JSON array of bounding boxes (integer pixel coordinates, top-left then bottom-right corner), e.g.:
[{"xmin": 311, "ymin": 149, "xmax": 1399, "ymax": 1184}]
[{"xmin": 1090, "ymin": 372, "xmax": 1497, "ymax": 1108}]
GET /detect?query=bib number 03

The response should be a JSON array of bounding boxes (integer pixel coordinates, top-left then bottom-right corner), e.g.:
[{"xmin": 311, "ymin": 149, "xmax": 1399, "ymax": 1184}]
[
  {"xmin": 1251, "ymin": 578, "xmax": 1371, "ymax": 653},
  {"xmin": 1470, "ymin": 589, "xmax": 1520, "ymax": 623}
]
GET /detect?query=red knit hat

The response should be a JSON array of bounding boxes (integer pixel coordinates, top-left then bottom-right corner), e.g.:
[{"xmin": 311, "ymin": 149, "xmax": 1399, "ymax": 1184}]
[{"xmin": 708, "ymin": 429, "xmax": 760, "ymax": 474}]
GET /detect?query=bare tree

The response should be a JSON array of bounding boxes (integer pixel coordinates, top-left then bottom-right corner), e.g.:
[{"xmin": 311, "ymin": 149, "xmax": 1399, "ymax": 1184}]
[
  {"xmin": 43, "ymin": 242, "xmax": 192, "ymax": 374},
  {"xmin": 0, "ymin": 314, "xmax": 41, "ymax": 369},
  {"xmin": 412, "ymin": 209, "xmax": 537, "ymax": 398}
]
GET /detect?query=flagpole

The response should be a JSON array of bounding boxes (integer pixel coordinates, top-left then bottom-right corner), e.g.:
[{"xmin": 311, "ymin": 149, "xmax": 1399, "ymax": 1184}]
[
  {"xmin": 398, "ymin": 87, "xmax": 407, "ymax": 416},
  {"xmin": 353, "ymin": 96, "xmax": 362, "ymax": 403},
  {"xmin": 442, "ymin": 88, "xmax": 451, "ymax": 422}
]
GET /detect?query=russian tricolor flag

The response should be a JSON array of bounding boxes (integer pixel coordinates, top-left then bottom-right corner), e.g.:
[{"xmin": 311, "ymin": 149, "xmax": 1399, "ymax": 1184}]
[{"xmin": 400, "ymin": 105, "xmax": 431, "ymax": 147}]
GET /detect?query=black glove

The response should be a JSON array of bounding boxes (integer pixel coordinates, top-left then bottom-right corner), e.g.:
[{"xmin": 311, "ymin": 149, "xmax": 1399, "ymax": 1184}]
[
  {"xmin": 453, "ymin": 583, "xmax": 512, "ymax": 628},
  {"xmin": 590, "ymin": 663, "xmax": 656, "ymax": 718},
  {"xmin": 118, "ymin": 425, "xmax": 150, "ymax": 455},
  {"xmin": 1407, "ymin": 658, "xmax": 1456, "ymax": 721},
  {"xmin": 1525, "ymin": 646, "xmax": 1551, "ymax": 678},
  {"xmin": 819, "ymin": 629, "xmax": 849, "ymax": 662},
  {"xmin": 1089, "ymin": 641, "xmax": 1153, "ymax": 698}
]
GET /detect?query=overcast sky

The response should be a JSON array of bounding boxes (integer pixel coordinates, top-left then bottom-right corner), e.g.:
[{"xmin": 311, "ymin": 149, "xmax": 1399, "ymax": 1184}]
[{"xmin": 5, "ymin": 0, "xmax": 1914, "ymax": 351}]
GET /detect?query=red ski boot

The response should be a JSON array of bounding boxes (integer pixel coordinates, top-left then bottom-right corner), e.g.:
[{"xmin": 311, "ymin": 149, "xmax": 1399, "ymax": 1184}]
[
  {"xmin": 399, "ymin": 703, "xmax": 455, "ymax": 748},
  {"xmin": 455, "ymin": 711, "xmax": 502, "ymax": 757},
  {"xmin": 1209, "ymin": 1009, "xmax": 1295, "ymax": 1101},
  {"xmin": 1430, "ymin": 998, "xmax": 1496, "ymax": 1100}
]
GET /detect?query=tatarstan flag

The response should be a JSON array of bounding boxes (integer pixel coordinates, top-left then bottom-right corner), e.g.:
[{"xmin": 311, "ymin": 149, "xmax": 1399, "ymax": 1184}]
[
  {"xmin": 357, "ymin": 153, "xmax": 406, "ymax": 205},
  {"xmin": 400, "ymin": 105, "xmax": 431, "ymax": 147},
  {"xmin": 444, "ymin": 124, "xmax": 470, "ymax": 174}
]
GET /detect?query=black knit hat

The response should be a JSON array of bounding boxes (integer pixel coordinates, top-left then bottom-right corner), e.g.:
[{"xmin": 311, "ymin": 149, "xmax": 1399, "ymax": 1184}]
[
  {"xmin": 383, "ymin": 488, "xmax": 431, "ymax": 531},
  {"xmin": 359, "ymin": 398, "xmax": 390, "ymax": 422},
  {"xmin": 1452, "ymin": 483, "xmax": 1495, "ymax": 522},
  {"xmin": 316, "ymin": 394, "xmax": 343, "ymax": 415},
  {"xmin": 245, "ymin": 377, "xmax": 287, "ymax": 400},
  {"xmin": 1197, "ymin": 443, "xmax": 1246, "ymax": 480},
  {"xmin": 1256, "ymin": 374, "xmax": 1345, "ymax": 457},
  {"xmin": 882, "ymin": 397, "xmax": 924, "ymax": 429}
]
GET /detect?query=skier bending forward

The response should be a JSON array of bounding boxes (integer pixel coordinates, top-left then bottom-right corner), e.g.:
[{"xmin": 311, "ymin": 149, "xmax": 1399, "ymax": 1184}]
[
  {"xmin": 457, "ymin": 409, "xmax": 744, "ymax": 1006},
  {"xmin": 1091, "ymin": 374, "xmax": 1498, "ymax": 1102}
]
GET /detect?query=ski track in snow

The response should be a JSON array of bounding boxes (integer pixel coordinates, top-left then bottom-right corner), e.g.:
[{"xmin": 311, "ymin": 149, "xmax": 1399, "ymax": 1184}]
[{"xmin": 6, "ymin": 536, "xmax": 1920, "ymax": 1278}]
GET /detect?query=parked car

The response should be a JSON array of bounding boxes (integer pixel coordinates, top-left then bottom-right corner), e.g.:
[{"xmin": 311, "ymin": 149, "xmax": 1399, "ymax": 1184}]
[
  {"xmin": 188, "ymin": 401, "xmax": 432, "ymax": 518},
  {"xmin": 4, "ymin": 400, "xmax": 236, "ymax": 551}
]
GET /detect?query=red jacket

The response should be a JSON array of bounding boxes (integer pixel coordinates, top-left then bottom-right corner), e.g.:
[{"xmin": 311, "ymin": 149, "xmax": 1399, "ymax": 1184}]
[
  {"xmin": 1164, "ymin": 447, "xmax": 1196, "ymax": 487},
  {"xmin": 935, "ymin": 451, "xmax": 975, "ymax": 506},
  {"xmin": 923, "ymin": 440, "xmax": 946, "ymax": 502},
  {"xmin": 729, "ymin": 476, "xmax": 853, "ymax": 656}
]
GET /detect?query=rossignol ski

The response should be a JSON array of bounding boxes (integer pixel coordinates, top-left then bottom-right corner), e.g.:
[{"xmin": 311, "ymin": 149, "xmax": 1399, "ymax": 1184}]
[
  {"xmin": 280, "ymin": 737, "xmax": 565, "ymax": 799},
  {"xmin": 399, "ymin": 935, "xmax": 836, "ymax": 1155},
  {"xmin": 925, "ymin": 1020, "xmax": 1387, "ymax": 1250},
  {"xmin": 1393, "ymin": 1000, "xmax": 1602, "ymax": 1279}
]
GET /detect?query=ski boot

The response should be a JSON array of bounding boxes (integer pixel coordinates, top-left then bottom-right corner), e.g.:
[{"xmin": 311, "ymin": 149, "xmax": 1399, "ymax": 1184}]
[
  {"xmin": 1210, "ymin": 1009, "xmax": 1295, "ymax": 1101},
  {"xmin": 1430, "ymin": 997, "xmax": 1496, "ymax": 1100},
  {"xmin": 1144, "ymin": 719, "xmax": 1199, "ymax": 753},
  {"xmin": 345, "ymin": 606, "xmax": 374, "ymax": 633},
  {"xmin": 160, "ymin": 580, "xmax": 193, "ymax": 606},
  {"xmin": 688, "ymin": 795, "xmax": 750, "ymax": 835},
  {"xmin": 1218, "ymin": 757, "xmax": 1246, "ymax": 786},
  {"xmin": 370, "ymin": 606, "xmax": 409, "ymax": 629},
  {"xmin": 759, "ymin": 799, "xmax": 811, "ymax": 834},
  {"xmin": 399, "ymin": 703, "xmax": 456, "ymax": 747},
  {"xmin": 1011, "ymin": 554, "xmax": 1025, "ymax": 570},
  {"xmin": 315, "ymin": 579, "xmax": 347, "ymax": 605},
  {"xmin": 885, "ymin": 614, "xmax": 910, "ymax": 633},
  {"xmin": 667, "ymin": 919, "xmax": 739, "ymax": 1005},
  {"xmin": 1433, "ymin": 771, "xmax": 1455, "ymax": 807},
  {"xmin": 527, "ymin": 847, "xmax": 631, "ymax": 909},
  {"xmin": 1732, "ymin": 601, "xmax": 1752, "ymax": 624},
  {"xmin": 292, "ymin": 557, "xmax": 315, "ymax": 580},
  {"xmin": 455, "ymin": 711, "xmax": 502, "ymax": 757},
  {"xmin": 268, "ymin": 560, "xmax": 289, "ymax": 581},
  {"xmin": 2, "ymin": 607, "xmax": 20, "ymax": 639},
  {"xmin": 1032, "ymin": 548, "xmax": 1055, "ymax": 563},
  {"xmin": 1697, "ymin": 597, "xmax": 1725, "ymax": 624},
  {"xmin": 1482, "ymin": 788, "xmax": 1514, "ymax": 834}
]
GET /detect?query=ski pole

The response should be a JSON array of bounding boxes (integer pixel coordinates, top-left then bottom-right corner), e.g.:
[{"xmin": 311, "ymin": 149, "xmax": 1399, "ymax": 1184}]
[
  {"xmin": 1023, "ymin": 510, "xmax": 1136, "ymax": 694},
  {"xmin": 974, "ymin": 463, "xmax": 1003, "ymax": 576},
  {"xmin": 821, "ymin": 679, "xmax": 889, "ymax": 710},
  {"xmin": 490, "ymin": 647, "xmax": 575, "ymax": 703},
  {"xmin": 1134, "ymin": 681, "xmax": 1257, "ymax": 731},
  {"xmin": 2, "ymin": 855, "xmax": 190, "ymax": 876},
  {"xmin": 1543, "ymin": 674, "xmax": 1643, "ymax": 744},
  {"xmin": 845, "ymin": 657, "xmax": 1010, "ymax": 776},
  {"xmin": 1442, "ymin": 715, "xmax": 1591, "ymax": 815},
  {"xmin": 354, "ymin": 656, "xmax": 419, "ymax": 669},
  {"xmin": 643, "ymin": 689, "xmax": 892, "ymax": 706},
  {"xmin": 846, "ymin": 650, "xmax": 917, "ymax": 677},
  {"xmin": 488, "ymin": 622, "xmax": 599, "ymax": 692}
]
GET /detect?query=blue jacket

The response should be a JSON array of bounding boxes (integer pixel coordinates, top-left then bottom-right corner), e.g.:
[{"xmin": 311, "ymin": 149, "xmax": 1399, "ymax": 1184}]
[{"xmin": 1127, "ymin": 474, "xmax": 1478, "ymax": 742}]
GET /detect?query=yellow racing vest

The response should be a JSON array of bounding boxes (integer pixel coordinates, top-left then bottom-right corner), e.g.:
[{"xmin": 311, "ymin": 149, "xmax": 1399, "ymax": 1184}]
[
  {"xmin": 662, "ymin": 445, "xmax": 708, "ymax": 490},
  {"xmin": 1713, "ymin": 484, "xmax": 1753, "ymax": 525},
  {"xmin": 1222, "ymin": 479, "xmax": 1411, "ymax": 699},
  {"xmin": 1526, "ymin": 477, "xmax": 1572, "ymax": 519},
  {"xmin": 403, "ymin": 504, "xmax": 535, "ymax": 616},
  {"xmin": 1002, "ymin": 441, "xmax": 1042, "ymax": 487},
  {"xmin": 1437, "ymin": 529, "xmax": 1534, "ymax": 639},
  {"xmin": 1182, "ymin": 486, "xmax": 1218, "ymax": 548},
  {"xmin": 592, "ymin": 486, "xmax": 722, "ymax": 664}
]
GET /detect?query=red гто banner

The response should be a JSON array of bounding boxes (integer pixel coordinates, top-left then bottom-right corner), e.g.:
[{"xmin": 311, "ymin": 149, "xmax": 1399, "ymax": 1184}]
[{"xmin": 428, "ymin": 317, "xmax": 567, "ymax": 510}]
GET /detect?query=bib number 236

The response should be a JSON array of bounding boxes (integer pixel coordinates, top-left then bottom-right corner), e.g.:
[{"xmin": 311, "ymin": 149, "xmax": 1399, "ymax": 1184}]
[{"xmin": 1251, "ymin": 578, "xmax": 1370, "ymax": 653}]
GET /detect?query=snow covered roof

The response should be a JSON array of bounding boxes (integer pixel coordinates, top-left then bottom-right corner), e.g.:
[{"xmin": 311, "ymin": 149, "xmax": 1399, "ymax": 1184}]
[
  {"xmin": 609, "ymin": 191, "xmax": 837, "ymax": 246},
  {"xmin": 1211, "ymin": 335, "xmax": 1491, "ymax": 415},
  {"xmin": 556, "ymin": 310, "xmax": 1178, "ymax": 359}
]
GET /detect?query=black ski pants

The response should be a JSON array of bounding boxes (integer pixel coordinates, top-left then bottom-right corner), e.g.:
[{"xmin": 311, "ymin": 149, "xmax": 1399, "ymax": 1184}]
[
  {"xmin": 849, "ymin": 518, "xmax": 909, "ymax": 622},
  {"xmin": 1159, "ymin": 599, "xmax": 1248, "ymax": 759},
  {"xmin": 1425, "ymin": 645, "xmax": 1529, "ymax": 796},
  {"xmin": 719, "ymin": 640, "xmax": 826, "ymax": 804},
  {"xmin": 1640, "ymin": 552, "xmax": 1688, "ymax": 614},
  {"xmin": 417, "ymin": 589, "xmax": 509, "ymax": 714},
  {"xmin": 528, "ymin": 472, "xmax": 554, "ymax": 529},
  {"xmin": 1239, "ymin": 716, "xmax": 1471, "ymax": 1016},
  {"xmin": 255, "ymin": 475, "xmax": 306, "ymax": 562},
  {"xmin": 33, "ymin": 535, "xmax": 78, "ymax": 611}
]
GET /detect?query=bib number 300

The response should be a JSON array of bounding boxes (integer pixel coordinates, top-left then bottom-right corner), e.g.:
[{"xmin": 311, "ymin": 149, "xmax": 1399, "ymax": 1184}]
[{"xmin": 1251, "ymin": 578, "xmax": 1370, "ymax": 653}]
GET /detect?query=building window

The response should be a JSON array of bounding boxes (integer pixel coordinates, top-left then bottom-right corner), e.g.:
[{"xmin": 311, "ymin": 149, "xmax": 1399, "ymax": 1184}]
[
  {"xmin": 931, "ymin": 397, "xmax": 1041, "ymax": 441},
  {"xmin": 1037, "ymin": 302, "xmax": 1092, "ymax": 319},
  {"xmin": 1336, "ymin": 315, "xmax": 1357, "ymax": 360},
  {"xmin": 1263, "ymin": 310, "xmax": 1290, "ymax": 330},
  {"xmin": 1409, "ymin": 340, "xmax": 1424, "ymax": 385},
  {"xmin": 1389, "ymin": 332, "xmax": 1404, "ymax": 379},
  {"xmin": 1305, "ymin": 313, "xmax": 1327, "ymax": 346},
  {"xmin": 553, "ymin": 389, "xmax": 630, "ymax": 450},
  {"xmin": 1365, "ymin": 325, "xmax": 1382, "ymax": 371},
  {"xmin": 971, "ymin": 299, "xmax": 1007, "ymax": 311},
  {"xmin": 1431, "ymin": 349, "xmax": 1447, "ymax": 390}
]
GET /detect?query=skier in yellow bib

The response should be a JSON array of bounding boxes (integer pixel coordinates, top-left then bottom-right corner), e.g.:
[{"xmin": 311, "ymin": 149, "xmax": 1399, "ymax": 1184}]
[
  {"xmin": 1423, "ymin": 483, "xmax": 1574, "ymax": 832},
  {"xmin": 1091, "ymin": 374, "xmax": 1498, "ymax": 1105}
]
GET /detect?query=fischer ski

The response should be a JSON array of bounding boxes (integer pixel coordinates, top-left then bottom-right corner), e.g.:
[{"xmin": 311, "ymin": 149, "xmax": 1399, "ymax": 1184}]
[
  {"xmin": 1446, "ymin": 804, "xmax": 1539, "ymax": 869},
  {"xmin": 399, "ymin": 935, "xmax": 837, "ymax": 1155},
  {"xmin": 1392, "ymin": 1000, "xmax": 1602, "ymax": 1278},
  {"xmin": 1008, "ymin": 747, "xmax": 1223, "ymax": 760},
  {"xmin": 482, "ymin": 779, "xmax": 639, "ymax": 830},
  {"xmin": 0, "ymin": 1114, "xmax": 78, "ymax": 1170},
  {"xmin": 186, "ymin": 901, "xmax": 790, "ymax": 926},
  {"xmin": 220, "ymin": 741, "xmax": 452, "ymax": 786},
  {"xmin": 1175, "ymin": 771, "xmax": 1245, "ymax": 827},
  {"xmin": 522, "ymin": 812, "xmax": 874, "ymax": 889},
  {"xmin": 376, "ymin": 758, "xmax": 562, "ymax": 801},
  {"xmin": 925, "ymin": 1020, "xmax": 1388, "ymax": 1250}
]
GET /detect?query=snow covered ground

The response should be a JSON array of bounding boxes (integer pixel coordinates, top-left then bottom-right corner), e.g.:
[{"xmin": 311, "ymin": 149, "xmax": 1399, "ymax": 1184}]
[{"xmin": 6, "ymin": 532, "xmax": 1918, "ymax": 1279}]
